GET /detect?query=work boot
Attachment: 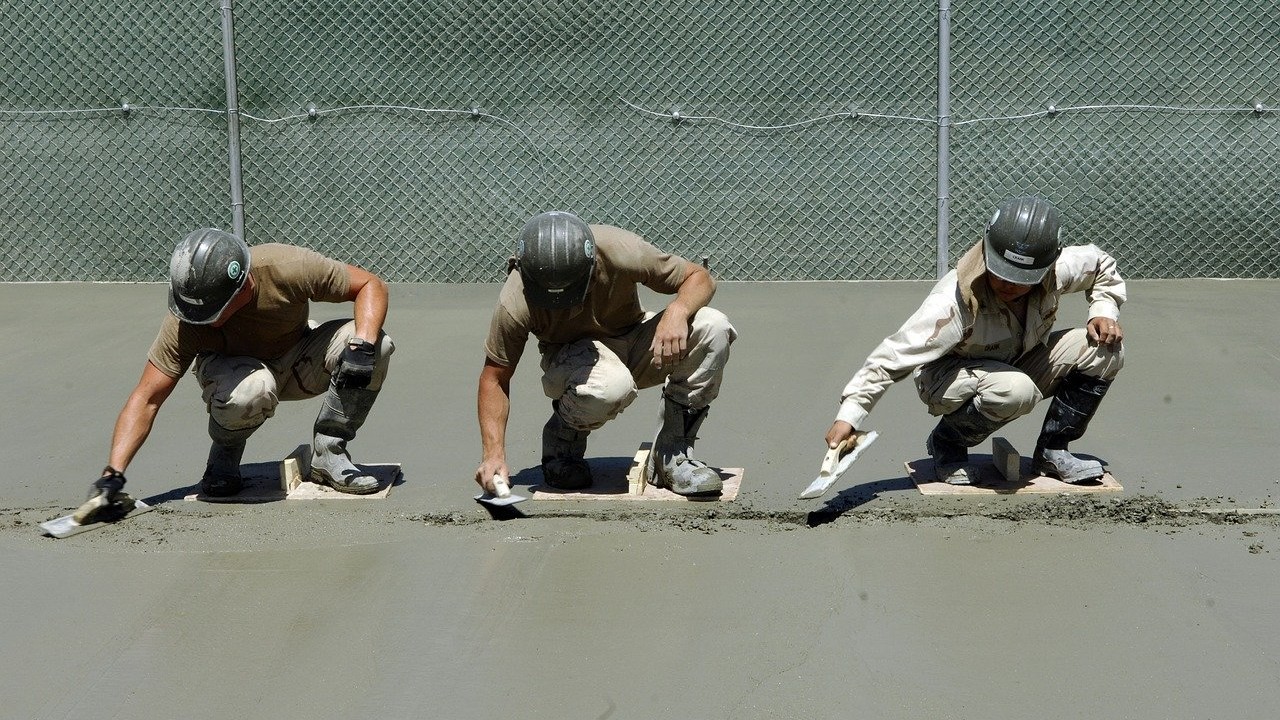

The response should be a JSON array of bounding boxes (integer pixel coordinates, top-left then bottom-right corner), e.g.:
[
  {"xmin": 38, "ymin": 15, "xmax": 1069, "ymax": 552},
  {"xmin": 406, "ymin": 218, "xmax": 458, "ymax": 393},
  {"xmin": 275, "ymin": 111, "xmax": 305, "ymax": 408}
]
[
  {"xmin": 311, "ymin": 386, "xmax": 382, "ymax": 495},
  {"xmin": 925, "ymin": 400, "xmax": 1007, "ymax": 485},
  {"xmin": 200, "ymin": 419, "xmax": 258, "ymax": 497},
  {"xmin": 1033, "ymin": 372, "xmax": 1112, "ymax": 484},
  {"xmin": 647, "ymin": 397, "xmax": 722, "ymax": 496},
  {"xmin": 541, "ymin": 409, "xmax": 592, "ymax": 490}
]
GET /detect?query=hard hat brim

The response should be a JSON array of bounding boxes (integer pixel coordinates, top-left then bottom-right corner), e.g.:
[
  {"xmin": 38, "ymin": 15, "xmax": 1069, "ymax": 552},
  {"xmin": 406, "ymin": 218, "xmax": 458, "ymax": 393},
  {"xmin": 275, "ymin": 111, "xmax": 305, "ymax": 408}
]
[
  {"xmin": 168, "ymin": 284, "xmax": 239, "ymax": 324},
  {"xmin": 522, "ymin": 271, "xmax": 591, "ymax": 309},
  {"xmin": 983, "ymin": 236, "xmax": 1052, "ymax": 286}
]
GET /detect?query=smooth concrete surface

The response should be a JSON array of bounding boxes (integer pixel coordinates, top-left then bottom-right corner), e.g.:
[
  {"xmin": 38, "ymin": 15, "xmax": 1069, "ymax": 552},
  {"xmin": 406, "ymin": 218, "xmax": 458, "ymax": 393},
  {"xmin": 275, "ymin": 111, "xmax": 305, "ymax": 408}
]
[{"xmin": 3, "ymin": 280, "xmax": 1280, "ymax": 719}]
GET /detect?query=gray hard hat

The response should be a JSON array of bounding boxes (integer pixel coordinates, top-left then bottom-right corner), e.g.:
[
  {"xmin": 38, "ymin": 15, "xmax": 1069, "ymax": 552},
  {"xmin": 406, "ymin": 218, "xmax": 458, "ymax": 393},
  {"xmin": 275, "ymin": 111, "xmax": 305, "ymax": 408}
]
[
  {"xmin": 983, "ymin": 196, "xmax": 1062, "ymax": 285},
  {"xmin": 167, "ymin": 228, "xmax": 251, "ymax": 324},
  {"xmin": 516, "ymin": 211, "xmax": 596, "ymax": 309}
]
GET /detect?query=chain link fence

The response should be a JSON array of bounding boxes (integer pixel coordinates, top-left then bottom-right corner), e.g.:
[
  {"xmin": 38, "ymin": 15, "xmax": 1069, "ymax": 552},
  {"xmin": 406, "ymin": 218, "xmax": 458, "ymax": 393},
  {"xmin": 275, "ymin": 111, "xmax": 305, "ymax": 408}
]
[
  {"xmin": 2, "ymin": 1, "xmax": 1276, "ymax": 281},
  {"xmin": 948, "ymin": 0, "xmax": 1280, "ymax": 278},
  {"xmin": 1, "ymin": 2, "xmax": 230, "ymax": 281}
]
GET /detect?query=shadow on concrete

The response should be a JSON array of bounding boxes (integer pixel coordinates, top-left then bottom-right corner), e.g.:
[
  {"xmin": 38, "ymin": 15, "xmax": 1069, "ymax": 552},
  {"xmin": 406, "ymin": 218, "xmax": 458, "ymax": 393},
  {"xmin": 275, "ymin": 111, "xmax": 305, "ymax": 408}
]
[
  {"xmin": 509, "ymin": 455, "xmax": 638, "ymax": 496},
  {"xmin": 806, "ymin": 475, "xmax": 916, "ymax": 527}
]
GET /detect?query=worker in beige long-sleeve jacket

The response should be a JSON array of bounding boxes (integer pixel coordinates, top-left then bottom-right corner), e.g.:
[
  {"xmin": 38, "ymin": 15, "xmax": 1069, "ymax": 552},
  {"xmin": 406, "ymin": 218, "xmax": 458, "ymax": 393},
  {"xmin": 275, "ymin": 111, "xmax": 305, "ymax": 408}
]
[{"xmin": 826, "ymin": 196, "xmax": 1126, "ymax": 485}]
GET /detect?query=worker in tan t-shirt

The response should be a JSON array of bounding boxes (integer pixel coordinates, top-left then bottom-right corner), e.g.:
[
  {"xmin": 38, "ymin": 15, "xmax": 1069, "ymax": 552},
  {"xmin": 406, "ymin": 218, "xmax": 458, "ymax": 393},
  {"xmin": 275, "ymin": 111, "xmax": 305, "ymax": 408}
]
[
  {"xmin": 476, "ymin": 211, "xmax": 737, "ymax": 497},
  {"xmin": 80, "ymin": 228, "xmax": 394, "ymax": 520}
]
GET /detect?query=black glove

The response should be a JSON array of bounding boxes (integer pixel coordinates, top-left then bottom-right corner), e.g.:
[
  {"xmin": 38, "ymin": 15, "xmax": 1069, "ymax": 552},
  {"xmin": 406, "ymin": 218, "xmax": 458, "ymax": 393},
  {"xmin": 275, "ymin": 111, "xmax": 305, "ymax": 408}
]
[
  {"xmin": 74, "ymin": 467, "xmax": 134, "ymax": 524},
  {"xmin": 88, "ymin": 469, "xmax": 126, "ymax": 502},
  {"xmin": 333, "ymin": 338, "xmax": 377, "ymax": 389}
]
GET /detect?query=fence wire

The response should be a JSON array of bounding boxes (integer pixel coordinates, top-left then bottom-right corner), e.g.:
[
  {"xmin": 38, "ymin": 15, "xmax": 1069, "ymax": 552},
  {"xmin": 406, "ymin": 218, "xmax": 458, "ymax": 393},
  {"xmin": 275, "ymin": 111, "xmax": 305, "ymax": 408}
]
[
  {"xmin": 947, "ymin": 0, "xmax": 1280, "ymax": 279},
  {"xmin": 1, "ymin": 1, "xmax": 1276, "ymax": 281}
]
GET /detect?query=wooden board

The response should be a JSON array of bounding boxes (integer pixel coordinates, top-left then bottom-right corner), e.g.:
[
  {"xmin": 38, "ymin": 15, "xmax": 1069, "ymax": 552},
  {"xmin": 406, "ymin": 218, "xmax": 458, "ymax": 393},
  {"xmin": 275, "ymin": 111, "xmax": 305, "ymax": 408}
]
[
  {"xmin": 907, "ymin": 456, "xmax": 1122, "ymax": 495},
  {"xmin": 280, "ymin": 444, "xmax": 307, "ymax": 492},
  {"xmin": 991, "ymin": 437, "xmax": 1021, "ymax": 484},
  {"xmin": 532, "ymin": 444, "xmax": 743, "ymax": 502}
]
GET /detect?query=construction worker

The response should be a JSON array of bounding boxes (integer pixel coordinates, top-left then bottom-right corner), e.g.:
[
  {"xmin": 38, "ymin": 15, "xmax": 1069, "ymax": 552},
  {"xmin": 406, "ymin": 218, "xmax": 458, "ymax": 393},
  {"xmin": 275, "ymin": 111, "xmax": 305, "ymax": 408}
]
[
  {"xmin": 80, "ymin": 228, "xmax": 394, "ymax": 521},
  {"xmin": 826, "ymin": 196, "xmax": 1125, "ymax": 485},
  {"xmin": 475, "ymin": 211, "xmax": 737, "ymax": 497}
]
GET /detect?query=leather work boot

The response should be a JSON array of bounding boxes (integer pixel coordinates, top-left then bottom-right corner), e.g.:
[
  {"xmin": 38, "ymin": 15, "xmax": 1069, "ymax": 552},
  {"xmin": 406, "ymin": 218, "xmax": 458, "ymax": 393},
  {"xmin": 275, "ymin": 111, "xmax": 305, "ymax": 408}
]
[
  {"xmin": 647, "ymin": 397, "xmax": 722, "ymax": 496},
  {"xmin": 200, "ymin": 419, "xmax": 256, "ymax": 497},
  {"xmin": 311, "ymin": 386, "xmax": 382, "ymax": 494},
  {"xmin": 925, "ymin": 400, "xmax": 1006, "ymax": 485},
  {"xmin": 542, "ymin": 410, "xmax": 592, "ymax": 490},
  {"xmin": 1033, "ymin": 372, "xmax": 1113, "ymax": 484}
]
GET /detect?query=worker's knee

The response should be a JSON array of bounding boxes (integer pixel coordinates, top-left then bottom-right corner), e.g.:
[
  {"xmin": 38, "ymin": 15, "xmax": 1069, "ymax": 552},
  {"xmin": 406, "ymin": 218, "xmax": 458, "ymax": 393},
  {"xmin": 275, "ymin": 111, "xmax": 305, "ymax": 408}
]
[
  {"xmin": 1078, "ymin": 342, "xmax": 1124, "ymax": 381},
  {"xmin": 199, "ymin": 357, "xmax": 279, "ymax": 430},
  {"xmin": 557, "ymin": 369, "xmax": 638, "ymax": 430},
  {"xmin": 974, "ymin": 372, "xmax": 1041, "ymax": 421},
  {"xmin": 366, "ymin": 331, "xmax": 396, "ymax": 390},
  {"xmin": 688, "ymin": 307, "xmax": 737, "ymax": 348}
]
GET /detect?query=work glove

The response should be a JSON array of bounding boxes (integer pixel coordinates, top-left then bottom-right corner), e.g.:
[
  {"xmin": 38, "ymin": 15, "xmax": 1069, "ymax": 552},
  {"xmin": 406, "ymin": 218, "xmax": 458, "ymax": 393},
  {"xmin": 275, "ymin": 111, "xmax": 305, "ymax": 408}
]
[
  {"xmin": 333, "ymin": 338, "xmax": 376, "ymax": 389},
  {"xmin": 74, "ymin": 468, "xmax": 136, "ymax": 524}
]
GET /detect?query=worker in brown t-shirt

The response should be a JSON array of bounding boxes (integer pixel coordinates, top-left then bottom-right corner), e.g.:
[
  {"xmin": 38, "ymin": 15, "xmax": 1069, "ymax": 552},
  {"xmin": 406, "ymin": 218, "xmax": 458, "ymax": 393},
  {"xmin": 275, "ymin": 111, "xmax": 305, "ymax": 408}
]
[
  {"xmin": 476, "ymin": 211, "xmax": 737, "ymax": 497},
  {"xmin": 80, "ymin": 228, "xmax": 394, "ymax": 519}
]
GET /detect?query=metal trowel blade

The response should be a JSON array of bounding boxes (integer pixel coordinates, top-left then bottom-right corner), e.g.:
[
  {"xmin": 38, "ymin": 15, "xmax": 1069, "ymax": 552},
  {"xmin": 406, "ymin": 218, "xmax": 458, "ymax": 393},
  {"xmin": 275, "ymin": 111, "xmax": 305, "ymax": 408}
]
[
  {"xmin": 39, "ymin": 500, "xmax": 155, "ymax": 539},
  {"xmin": 474, "ymin": 474, "xmax": 527, "ymax": 506},
  {"xmin": 798, "ymin": 430, "xmax": 879, "ymax": 499},
  {"xmin": 474, "ymin": 491, "xmax": 528, "ymax": 507}
]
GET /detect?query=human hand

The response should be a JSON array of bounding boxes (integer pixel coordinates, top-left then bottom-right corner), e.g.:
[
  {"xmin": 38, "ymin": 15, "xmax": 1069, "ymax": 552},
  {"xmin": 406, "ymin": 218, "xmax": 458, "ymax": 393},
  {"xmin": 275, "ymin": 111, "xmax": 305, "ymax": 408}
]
[
  {"xmin": 1086, "ymin": 317, "xmax": 1123, "ymax": 347},
  {"xmin": 649, "ymin": 310, "xmax": 690, "ymax": 369},
  {"xmin": 73, "ymin": 468, "xmax": 135, "ymax": 524},
  {"xmin": 475, "ymin": 460, "xmax": 510, "ymax": 495},
  {"xmin": 334, "ymin": 338, "xmax": 376, "ymax": 388},
  {"xmin": 825, "ymin": 421, "xmax": 855, "ymax": 450}
]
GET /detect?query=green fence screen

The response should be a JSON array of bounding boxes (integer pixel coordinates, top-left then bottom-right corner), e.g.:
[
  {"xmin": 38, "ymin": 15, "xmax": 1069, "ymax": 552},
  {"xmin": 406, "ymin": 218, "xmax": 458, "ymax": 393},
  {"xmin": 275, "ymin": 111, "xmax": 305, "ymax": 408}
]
[{"xmin": 2, "ymin": 1, "xmax": 1276, "ymax": 281}]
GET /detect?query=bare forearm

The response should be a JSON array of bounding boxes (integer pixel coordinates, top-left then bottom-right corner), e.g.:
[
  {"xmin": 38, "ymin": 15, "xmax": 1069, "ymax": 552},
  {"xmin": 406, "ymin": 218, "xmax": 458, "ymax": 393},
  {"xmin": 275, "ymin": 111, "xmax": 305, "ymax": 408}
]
[
  {"xmin": 353, "ymin": 278, "xmax": 388, "ymax": 341},
  {"xmin": 107, "ymin": 399, "xmax": 160, "ymax": 472},
  {"xmin": 106, "ymin": 362, "xmax": 179, "ymax": 474},
  {"xmin": 478, "ymin": 383, "xmax": 510, "ymax": 462},
  {"xmin": 669, "ymin": 264, "xmax": 715, "ymax": 319}
]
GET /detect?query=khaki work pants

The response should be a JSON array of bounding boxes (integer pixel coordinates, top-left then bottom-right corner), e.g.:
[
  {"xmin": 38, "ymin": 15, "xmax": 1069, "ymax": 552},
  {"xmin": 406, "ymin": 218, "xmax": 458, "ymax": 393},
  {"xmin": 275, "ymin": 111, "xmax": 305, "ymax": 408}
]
[
  {"xmin": 913, "ymin": 328, "xmax": 1123, "ymax": 422},
  {"xmin": 195, "ymin": 319, "xmax": 395, "ymax": 432},
  {"xmin": 539, "ymin": 307, "xmax": 736, "ymax": 430}
]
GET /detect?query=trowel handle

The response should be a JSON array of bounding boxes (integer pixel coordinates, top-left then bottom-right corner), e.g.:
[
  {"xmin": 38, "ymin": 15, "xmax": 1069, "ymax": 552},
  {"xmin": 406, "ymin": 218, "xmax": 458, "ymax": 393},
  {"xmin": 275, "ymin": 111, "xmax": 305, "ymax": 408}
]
[
  {"xmin": 492, "ymin": 473, "xmax": 512, "ymax": 499},
  {"xmin": 819, "ymin": 446, "xmax": 841, "ymax": 475},
  {"xmin": 820, "ymin": 436, "xmax": 857, "ymax": 474}
]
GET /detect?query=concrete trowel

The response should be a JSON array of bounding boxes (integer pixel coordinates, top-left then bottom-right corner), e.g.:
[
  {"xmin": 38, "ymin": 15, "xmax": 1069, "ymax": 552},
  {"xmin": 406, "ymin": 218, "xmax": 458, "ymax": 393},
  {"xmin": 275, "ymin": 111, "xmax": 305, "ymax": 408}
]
[
  {"xmin": 474, "ymin": 473, "xmax": 527, "ymax": 507},
  {"xmin": 40, "ymin": 492, "xmax": 155, "ymax": 539},
  {"xmin": 798, "ymin": 430, "xmax": 879, "ymax": 500}
]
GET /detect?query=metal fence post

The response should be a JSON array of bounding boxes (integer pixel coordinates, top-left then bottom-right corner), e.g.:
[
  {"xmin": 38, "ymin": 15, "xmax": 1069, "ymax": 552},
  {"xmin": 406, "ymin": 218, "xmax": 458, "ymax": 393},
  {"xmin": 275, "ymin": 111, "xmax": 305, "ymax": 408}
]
[
  {"xmin": 220, "ymin": 0, "xmax": 246, "ymax": 239},
  {"xmin": 936, "ymin": 0, "xmax": 952, "ymax": 278}
]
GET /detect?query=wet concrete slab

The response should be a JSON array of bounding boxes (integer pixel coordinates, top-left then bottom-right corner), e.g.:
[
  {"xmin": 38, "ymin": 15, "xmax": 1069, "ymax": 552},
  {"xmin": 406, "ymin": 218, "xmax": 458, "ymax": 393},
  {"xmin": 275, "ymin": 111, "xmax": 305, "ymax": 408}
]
[
  {"xmin": 6, "ymin": 279, "xmax": 1277, "ymax": 512},
  {"xmin": 4, "ymin": 280, "xmax": 1280, "ymax": 719}
]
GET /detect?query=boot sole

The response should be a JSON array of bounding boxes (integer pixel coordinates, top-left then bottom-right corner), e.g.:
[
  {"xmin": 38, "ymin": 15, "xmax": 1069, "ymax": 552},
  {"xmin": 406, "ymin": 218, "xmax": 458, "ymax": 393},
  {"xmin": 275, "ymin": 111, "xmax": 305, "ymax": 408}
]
[
  {"xmin": 200, "ymin": 475, "xmax": 243, "ymax": 497},
  {"xmin": 1033, "ymin": 462, "xmax": 1104, "ymax": 485},
  {"xmin": 925, "ymin": 434, "xmax": 971, "ymax": 484},
  {"xmin": 541, "ymin": 460, "xmax": 593, "ymax": 490},
  {"xmin": 665, "ymin": 486, "xmax": 723, "ymax": 497},
  {"xmin": 311, "ymin": 470, "xmax": 381, "ymax": 495},
  {"xmin": 938, "ymin": 471, "xmax": 973, "ymax": 486}
]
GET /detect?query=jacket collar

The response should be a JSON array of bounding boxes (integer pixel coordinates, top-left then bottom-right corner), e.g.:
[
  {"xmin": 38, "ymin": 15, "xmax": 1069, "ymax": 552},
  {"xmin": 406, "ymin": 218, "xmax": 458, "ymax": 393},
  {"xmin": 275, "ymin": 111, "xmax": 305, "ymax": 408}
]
[{"xmin": 954, "ymin": 240, "xmax": 1057, "ymax": 318}]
